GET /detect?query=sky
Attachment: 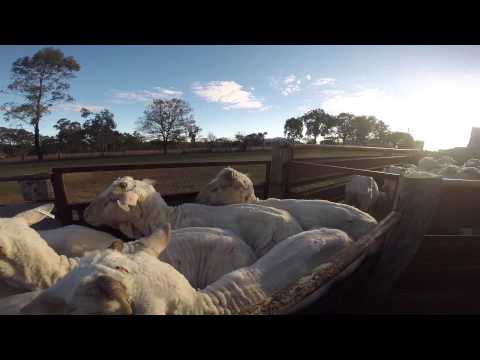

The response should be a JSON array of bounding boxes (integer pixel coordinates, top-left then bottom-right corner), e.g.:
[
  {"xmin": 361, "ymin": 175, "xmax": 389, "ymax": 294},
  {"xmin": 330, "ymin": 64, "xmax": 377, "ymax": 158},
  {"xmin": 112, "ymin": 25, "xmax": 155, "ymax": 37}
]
[{"xmin": 1, "ymin": 45, "xmax": 480, "ymax": 151}]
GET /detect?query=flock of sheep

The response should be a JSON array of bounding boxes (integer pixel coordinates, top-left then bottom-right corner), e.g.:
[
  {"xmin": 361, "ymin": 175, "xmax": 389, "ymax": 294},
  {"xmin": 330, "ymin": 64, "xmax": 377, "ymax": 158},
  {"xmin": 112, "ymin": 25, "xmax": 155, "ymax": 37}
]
[
  {"xmin": 344, "ymin": 156, "xmax": 480, "ymax": 214},
  {"xmin": 1, "ymin": 155, "xmax": 473, "ymax": 315}
]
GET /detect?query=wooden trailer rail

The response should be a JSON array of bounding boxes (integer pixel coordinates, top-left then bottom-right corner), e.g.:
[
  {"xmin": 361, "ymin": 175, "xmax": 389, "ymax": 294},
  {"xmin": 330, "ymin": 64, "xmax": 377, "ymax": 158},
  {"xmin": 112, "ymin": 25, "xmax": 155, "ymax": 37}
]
[
  {"xmin": 285, "ymin": 160, "xmax": 402, "ymax": 201},
  {"xmin": 50, "ymin": 160, "xmax": 271, "ymax": 225},
  {"xmin": 429, "ymin": 178, "xmax": 480, "ymax": 235}
]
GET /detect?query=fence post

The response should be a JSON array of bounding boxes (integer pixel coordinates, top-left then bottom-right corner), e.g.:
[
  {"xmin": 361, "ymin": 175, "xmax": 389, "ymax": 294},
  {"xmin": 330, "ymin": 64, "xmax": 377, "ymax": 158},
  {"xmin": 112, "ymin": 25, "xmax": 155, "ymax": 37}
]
[{"xmin": 269, "ymin": 142, "xmax": 294, "ymax": 198}]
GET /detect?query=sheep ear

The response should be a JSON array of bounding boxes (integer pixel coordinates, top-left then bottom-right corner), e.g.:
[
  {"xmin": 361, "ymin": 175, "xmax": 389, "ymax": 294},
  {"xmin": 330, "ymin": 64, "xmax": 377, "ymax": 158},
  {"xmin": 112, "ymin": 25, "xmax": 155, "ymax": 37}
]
[
  {"xmin": 142, "ymin": 178, "xmax": 157, "ymax": 186},
  {"xmin": 21, "ymin": 292, "xmax": 67, "ymax": 314},
  {"xmin": 138, "ymin": 223, "xmax": 171, "ymax": 257},
  {"xmin": 14, "ymin": 203, "xmax": 55, "ymax": 226},
  {"xmin": 108, "ymin": 240, "xmax": 124, "ymax": 252},
  {"xmin": 94, "ymin": 275, "xmax": 133, "ymax": 315}
]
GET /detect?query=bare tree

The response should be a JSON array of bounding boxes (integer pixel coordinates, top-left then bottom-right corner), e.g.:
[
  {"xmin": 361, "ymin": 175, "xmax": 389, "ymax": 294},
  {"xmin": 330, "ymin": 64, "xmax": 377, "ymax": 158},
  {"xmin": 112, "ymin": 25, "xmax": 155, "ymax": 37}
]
[{"xmin": 137, "ymin": 98, "xmax": 193, "ymax": 155}]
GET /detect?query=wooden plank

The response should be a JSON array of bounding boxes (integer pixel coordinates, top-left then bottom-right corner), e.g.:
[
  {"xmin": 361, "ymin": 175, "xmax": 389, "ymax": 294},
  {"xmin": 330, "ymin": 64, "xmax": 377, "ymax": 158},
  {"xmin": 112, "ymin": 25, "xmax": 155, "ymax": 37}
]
[
  {"xmin": 429, "ymin": 180, "xmax": 480, "ymax": 234},
  {"xmin": 245, "ymin": 211, "xmax": 402, "ymax": 314},
  {"xmin": 362, "ymin": 176, "xmax": 443, "ymax": 300},
  {"xmin": 50, "ymin": 171, "xmax": 72, "ymax": 225},
  {"xmin": 0, "ymin": 173, "xmax": 52, "ymax": 182},
  {"xmin": 51, "ymin": 160, "xmax": 271, "ymax": 174},
  {"xmin": 287, "ymin": 161, "xmax": 401, "ymax": 188},
  {"xmin": 293, "ymin": 144, "xmax": 421, "ymax": 154},
  {"xmin": 269, "ymin": 143, "xmax": 293, "ymax": 198}
]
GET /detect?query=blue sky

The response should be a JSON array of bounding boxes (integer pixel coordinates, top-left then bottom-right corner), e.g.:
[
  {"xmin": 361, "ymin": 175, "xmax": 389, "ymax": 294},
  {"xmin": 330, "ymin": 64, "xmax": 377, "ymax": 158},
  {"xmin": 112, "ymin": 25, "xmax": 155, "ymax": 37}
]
[{"xmin": 1, "ymin": 45, "xmax": 480, "ymax": 150}]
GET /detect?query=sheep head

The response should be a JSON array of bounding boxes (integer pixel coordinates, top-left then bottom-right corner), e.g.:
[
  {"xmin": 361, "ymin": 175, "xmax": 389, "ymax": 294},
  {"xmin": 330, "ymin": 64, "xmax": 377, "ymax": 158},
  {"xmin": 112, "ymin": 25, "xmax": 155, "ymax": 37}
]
[
  {"xmin": 0, "ymin": 204, "xmax": 64, "ymax": 290},
  {"xmin": 196, "ymin": 167, "xmax": 258, "ymax": 205},
  {"xmin": 83, "ymin": 176, "xmax": 167, "ymax": 238},
  {"xmin": 20, "ymin": 224, "xmax": 191, "ymax": 315}
]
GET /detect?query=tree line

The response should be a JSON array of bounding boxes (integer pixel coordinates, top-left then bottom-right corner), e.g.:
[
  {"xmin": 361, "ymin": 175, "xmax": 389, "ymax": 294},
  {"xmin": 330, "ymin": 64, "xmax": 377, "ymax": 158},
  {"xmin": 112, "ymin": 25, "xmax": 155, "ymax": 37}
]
[
  {"xmin": 0, "ymin": 47, "xmax": 422, "ymax": 161},
  {"xmin": 284, "ymin": 109, "xmax": 421, "ymax": 149}
]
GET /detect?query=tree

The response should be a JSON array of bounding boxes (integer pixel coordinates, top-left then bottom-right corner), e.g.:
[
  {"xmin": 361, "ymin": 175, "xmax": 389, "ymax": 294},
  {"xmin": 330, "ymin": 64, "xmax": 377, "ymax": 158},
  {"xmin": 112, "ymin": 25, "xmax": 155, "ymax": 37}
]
[
  {"xmin": 243, "ymin": 132, "xmax": 268, "ymax": 150},
  {"xmin": 284, "ymin": 117, "xmax": 304, "ymax": 142},
  {"xmin": 137, "ymin": 98, "xmax": 193, "ymax": 155},
  {"xmin": 54, "ymin": 118, "xmax": 85, "ymax": 153},
  {"xmin": 336, "ymin": 113, "xmax": 356, "ymax": 144},
  {"xmin": 350, "ymin": 115, "xmax": 376, "ymax": 145},
  {"xmin": 301, "ymin": 109, "xmax": 336, "ymax": 144},
  {"xmin": 0, "ymin": 127, "xmax": 34, "ymax": 160},
  {"xmin": 185, "ymin": 120, "xmax": 202, "ymax": 145},
  {"xmin": 206, "ymin": 132, "xmax": 217, "ymax": 152},
  {"xmin": 119, "ymin": 131, "xmax": 145, "ymax": 151},
  {"xmin": 81, "ymin": 108, "xmax": 117, "ymax": 154},
  {"xmin": 0, "ymin": 47, "xmax": 80, "ymax": 160},
  {"xmin": 388, "ymin": 131, "xmax": 415, "ymax": 148},
  {"xmin": 371, "ymin": 119, "xmax": 391, "ymax": 145}
]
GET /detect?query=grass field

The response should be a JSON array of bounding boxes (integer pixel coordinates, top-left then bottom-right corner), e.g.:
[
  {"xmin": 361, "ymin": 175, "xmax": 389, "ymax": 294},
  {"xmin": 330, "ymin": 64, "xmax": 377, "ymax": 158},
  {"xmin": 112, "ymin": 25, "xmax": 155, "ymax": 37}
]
[{"xmin": 0, "ymin": 147, "xmax": 390, "ymax": 205}]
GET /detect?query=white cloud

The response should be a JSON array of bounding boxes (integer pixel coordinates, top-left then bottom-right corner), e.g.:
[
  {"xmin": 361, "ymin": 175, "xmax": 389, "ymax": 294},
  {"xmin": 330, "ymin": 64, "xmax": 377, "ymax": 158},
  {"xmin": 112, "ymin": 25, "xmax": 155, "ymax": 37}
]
[
  {"xmin": 192, "ymin": 81, "xmax": 266, "ymax": 110},
  {"xmin": 271, "ymin": 74, "xmax": 302, "ymax": 96},
  {"xmin": 55, "ymin": 103, "xmax": 105, "ymax": 113},
  {"xmin": 305, "ymin": 74, "xmax": 312, "ymax": 81},
  {"xmin": 312, "ymin": 78, "xmax": 336, "ymax": 87},
  {"xmin": 319, "ymin": 73, "xmax": 480, "ymax": 150},
  {"xmin": 111, "ymin": 87, "xmax": 183, "ymax": 103}
]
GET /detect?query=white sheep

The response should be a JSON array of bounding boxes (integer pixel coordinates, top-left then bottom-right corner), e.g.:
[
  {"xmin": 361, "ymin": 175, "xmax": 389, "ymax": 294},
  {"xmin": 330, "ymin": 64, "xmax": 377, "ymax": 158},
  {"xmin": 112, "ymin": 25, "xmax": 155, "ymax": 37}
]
[
  {"xmin": 344, "ymin": 175, "xmax": 381, "ymax": 213},
  {"xmin": 194, "ymin": 168, "xmax": 378, "ymax": 239},
  {"xmin": 0, "ymin": 204, "xmax": 78, "ymax": 299},
  {"xmin": 464, "ymin": 158, "xmax": 480, "ymax": 168},
  {"xmin": 418, "ymin": 157, "xmax": 442, "ymax": 172},
  {"xmin": 39, "ymin": 225, "xmax": 119, "ymax": 258},
  {"xmin": 0, "ymin": 205, "xmax": 256, "ymax": 300},
  {"xmin": 457, "ymin": 166, "xmax": 480, "ymax": 180},
  {"xmin": 21, "ymin": 224, "xmax": 353, "ymax": 315},
  {"xmin": 83, "ymin": 177, "xmax": 305, "ymax": 257}
]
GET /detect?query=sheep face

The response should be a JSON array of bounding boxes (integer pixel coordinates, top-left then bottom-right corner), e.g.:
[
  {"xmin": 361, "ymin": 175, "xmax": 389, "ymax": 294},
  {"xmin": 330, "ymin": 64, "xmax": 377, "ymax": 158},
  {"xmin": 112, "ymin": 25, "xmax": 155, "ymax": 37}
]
[
  {"xmin": 196, "ymin": 167, "xmax": 257, "ymax": 205},
  {"xmin": 83, "ymin": 176, "xmax": 162, "ymax": 231},
  {"xmin": 21, "ymin": 249, "xmax": 135, "ymax": 315},
  {"xmin": 0, "ymin": 204, "xmax": 56, "ymax": 290},
  {"xmin": 21, "ymin": 224, "xmax": 195, "ymax": 315}
]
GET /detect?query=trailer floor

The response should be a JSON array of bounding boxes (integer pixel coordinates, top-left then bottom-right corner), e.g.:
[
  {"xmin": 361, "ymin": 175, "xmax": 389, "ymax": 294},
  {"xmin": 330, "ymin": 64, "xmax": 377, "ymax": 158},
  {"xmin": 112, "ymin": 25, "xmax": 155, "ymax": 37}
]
[{"xmin": 368, "ymin": 235, "xmax": 480, "ymax": 314}]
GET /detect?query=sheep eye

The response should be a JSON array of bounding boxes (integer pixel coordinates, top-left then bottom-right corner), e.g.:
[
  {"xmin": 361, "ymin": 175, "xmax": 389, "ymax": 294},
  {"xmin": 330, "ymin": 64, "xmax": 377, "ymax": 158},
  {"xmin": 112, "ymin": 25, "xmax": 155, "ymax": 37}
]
[{"xmin": 115, "ymin": 266, "xmax": 129, "ymax": 274}]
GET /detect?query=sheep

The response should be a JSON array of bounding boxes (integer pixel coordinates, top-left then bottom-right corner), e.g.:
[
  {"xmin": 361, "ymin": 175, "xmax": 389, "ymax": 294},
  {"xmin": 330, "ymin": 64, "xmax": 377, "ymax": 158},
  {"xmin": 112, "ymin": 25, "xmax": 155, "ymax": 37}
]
[
  {"xmin": 436, "ymin": 155, "xmax": 456, "ymax": 166},
  {"xmin": 438, "ymin": 164, "xmax": 461, "ymax": 179},
  {"xmin": 39, "ymin": 225, "xmax": 119, "ymax": 258},
  {"xmin": 194, "ymin": 168, "xmax": 378, "ymax": 239},
  {"xmin": 0, "ymin": 205, "xmax": 256, "ymax": 300},
  {"xmin": 464, "ymin": 158, "xmax": 480, "ymax": 168},
  {"xmin": 83, "ymin": 177, "xmax": 305, "ymax": 257},
  {"xmin": 0, "ymin": 204, "xmax": 78, "ymax": 299},
  {"xmin": 418, "ymin": 157, "xmax": 442, "ymax": 172},
  {"xmin": 457, "ymin": 166, "xmax": 480, "ymax": 180},
  {"xmin": 21, "ymin": 224, "xmax": 353, "ymax": 315},
  {"xmin": 344, "ymin": 175, "xmax": 380, "ymax": 213}
]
